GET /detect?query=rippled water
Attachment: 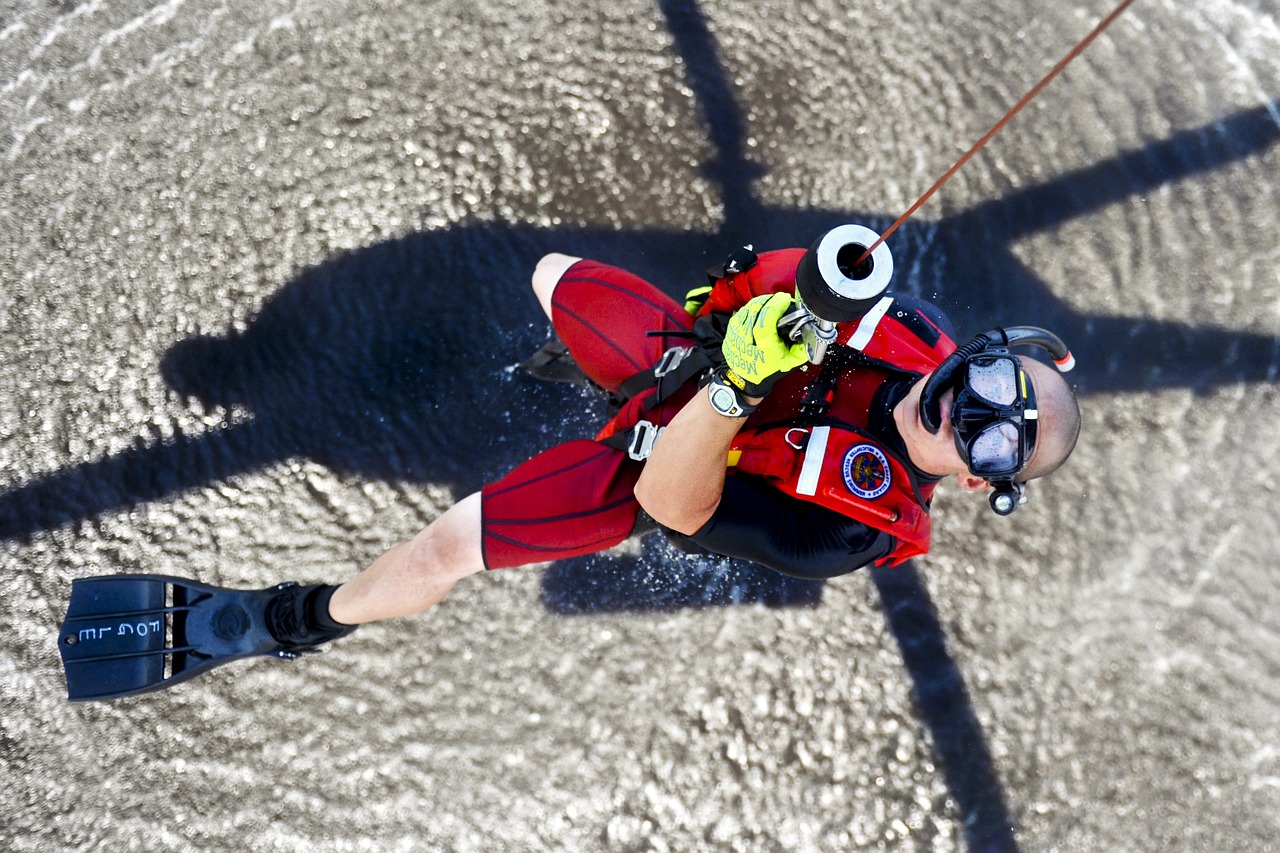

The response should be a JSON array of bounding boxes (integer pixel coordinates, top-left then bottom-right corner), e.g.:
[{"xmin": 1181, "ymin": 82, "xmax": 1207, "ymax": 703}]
[{"xmin": 2, "ymin": 1, "xmax": 1279, "ymax": 851}]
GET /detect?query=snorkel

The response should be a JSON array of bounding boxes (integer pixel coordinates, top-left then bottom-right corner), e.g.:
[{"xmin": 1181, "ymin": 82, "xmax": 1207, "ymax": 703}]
[{"xmin": 919, "ymin": 326, "xmax": 1075, "ymax": 515}]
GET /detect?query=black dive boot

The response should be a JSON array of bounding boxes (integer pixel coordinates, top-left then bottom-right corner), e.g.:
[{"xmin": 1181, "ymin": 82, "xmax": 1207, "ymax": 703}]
[{"xmin": 264, "ymin": 582, "xmax": 356, "ymax": 657}]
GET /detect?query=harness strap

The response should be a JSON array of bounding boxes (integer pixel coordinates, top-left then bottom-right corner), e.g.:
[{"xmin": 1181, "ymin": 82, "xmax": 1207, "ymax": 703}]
[
  {"xmin": 601, "ymin": 419, "xmax": 665, "ymax": 461},
  {"xmin": 617, "ymin": 344, "xmax": 715, "ymax": 410},
  {"xmin": 601, "ymin": 343, "xmax": 712, "ymax": 461},
  {"xmin": 619, "ymin": 344, "xmax": 701, "ymax": 400}
]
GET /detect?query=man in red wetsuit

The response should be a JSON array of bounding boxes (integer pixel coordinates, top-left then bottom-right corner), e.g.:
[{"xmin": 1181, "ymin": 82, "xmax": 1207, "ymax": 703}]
[
  {"xmin": 264, "ymin": 240, "xmax": 1081, "ymax": 649},
  {"xmin": 53, "ymin": 229, "xmax": 1086, "ymax": 701}
]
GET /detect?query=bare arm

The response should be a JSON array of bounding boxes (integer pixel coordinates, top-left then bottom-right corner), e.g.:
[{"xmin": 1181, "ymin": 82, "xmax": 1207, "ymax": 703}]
[
  {"xmin": 640, "ymin": 291, "xmax": 806, "ymax": 534},
  {"xmin": 633, "ymin": 386, "xmax": 760, "ymax": 535}
]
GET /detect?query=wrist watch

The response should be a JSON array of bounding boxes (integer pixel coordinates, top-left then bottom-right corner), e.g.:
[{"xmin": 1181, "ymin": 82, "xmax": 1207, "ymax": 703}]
[{"xmin": 707, "ymin": 374, "xmax": 758, "ymax": 418}]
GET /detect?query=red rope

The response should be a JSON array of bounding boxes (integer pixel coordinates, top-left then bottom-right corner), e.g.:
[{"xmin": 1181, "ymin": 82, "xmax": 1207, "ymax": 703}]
[{"xmin": 855, "ymin": 0, "xmax": 1141, "ymax": 266}]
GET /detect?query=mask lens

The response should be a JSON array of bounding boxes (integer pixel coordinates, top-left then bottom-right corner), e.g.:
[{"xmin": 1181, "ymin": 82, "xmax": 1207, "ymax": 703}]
[
  {"xmin": 968, "ymin": 420, "xmax": 1021, "ymax": 476},
  {"xmin": 967, "ymin": 357, "xmax": 1019, "ymax": 407}
]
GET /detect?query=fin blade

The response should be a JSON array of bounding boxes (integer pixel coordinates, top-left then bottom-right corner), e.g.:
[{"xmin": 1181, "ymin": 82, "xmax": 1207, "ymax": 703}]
[
  {"xmin": 520, "ymin": 336, "xmax": 590, "ymax": 385},
  {"xmin": 57, "ymin": 574, "xmax": 283, "ymax": 701},
  {"xmin": 59, "ymin": 575, "xmax": 171, "ymax": 701}
]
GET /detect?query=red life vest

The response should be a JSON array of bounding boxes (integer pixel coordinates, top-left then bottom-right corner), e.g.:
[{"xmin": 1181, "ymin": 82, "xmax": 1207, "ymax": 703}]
[{"xmin": 704, "ymin": 250, "xmax": 957, "ymax": 566}]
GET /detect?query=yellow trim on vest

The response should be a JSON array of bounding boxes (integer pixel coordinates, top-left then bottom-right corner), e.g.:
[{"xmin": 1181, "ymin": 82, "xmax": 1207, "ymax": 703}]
[{"xmin": 726, "ymin": 449, "xmax": 742, "ymax": 467}]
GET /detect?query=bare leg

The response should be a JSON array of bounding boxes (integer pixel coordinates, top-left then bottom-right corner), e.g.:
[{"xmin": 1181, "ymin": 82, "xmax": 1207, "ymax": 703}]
[
  {"xmin": 531, "ymin": 253, "xmax": 582, "ymax": 321},
  {"xmin": 327, "ymin": 492, "xmax": 486, "ymax": 625}
]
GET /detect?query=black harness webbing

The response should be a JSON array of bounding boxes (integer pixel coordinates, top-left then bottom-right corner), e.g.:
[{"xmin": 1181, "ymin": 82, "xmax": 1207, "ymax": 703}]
[
  {"xmin": 602, "ymin": 340, "xmax": 714, "ymax": 460},
  {"xmin": 616, "ymin": 340, "xmax": 712, "ymax": 403},
  {"xmin": 603, "ymin": 338, "xmax": 922, "ymax": 462}
]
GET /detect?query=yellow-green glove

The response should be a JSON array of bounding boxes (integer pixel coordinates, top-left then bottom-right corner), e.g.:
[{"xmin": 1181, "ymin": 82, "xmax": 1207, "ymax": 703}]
[
  {"xmin": 683, "ymin": 285, "xmax": 713, "ymax": 316},
  {"xmin": 720, "ymin": 292, "xmax": 810, "ymax": 397}
]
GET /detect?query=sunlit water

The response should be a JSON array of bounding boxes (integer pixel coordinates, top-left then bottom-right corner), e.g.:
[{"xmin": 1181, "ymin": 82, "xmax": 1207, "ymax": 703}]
[{"xmin": 2, "ymin": 1, "xmax": 1279, "ymax": 850}]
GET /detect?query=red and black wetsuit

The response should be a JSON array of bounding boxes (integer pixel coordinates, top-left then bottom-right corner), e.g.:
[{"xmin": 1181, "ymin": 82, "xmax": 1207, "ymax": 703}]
[{"xmin": 480, "ymin": 251, "xmax": 956, "ymax": 575}]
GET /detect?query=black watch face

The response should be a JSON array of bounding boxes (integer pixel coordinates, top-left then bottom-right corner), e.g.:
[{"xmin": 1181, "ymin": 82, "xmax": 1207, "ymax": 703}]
[{"xmin": 710, "ymin": 385, "xmax": 737, "ymax": 414}]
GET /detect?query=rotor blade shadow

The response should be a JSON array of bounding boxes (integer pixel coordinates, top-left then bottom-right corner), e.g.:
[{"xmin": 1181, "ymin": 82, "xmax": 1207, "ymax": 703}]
[
  {"xmin": 657, "ymin": 0, "xmax": 768, "ymax": 235},
  {"xmin": 1055, "ymin": 313, "xmax": 1280, "ymax": 394},
  {"xmin": 904, "ymin": 234, "xmax": 1280, "ymax": 394},
  {"xmin": 0, "ymin": 420, "xmax": 283, "ymax": 542},
  {"xmin": 871, "ymin": 561, "xmax": 1020, "ymax": 852},
  {"xmin": 954, "ymin": 99, "xmax": 1280, "ymax": 240}
]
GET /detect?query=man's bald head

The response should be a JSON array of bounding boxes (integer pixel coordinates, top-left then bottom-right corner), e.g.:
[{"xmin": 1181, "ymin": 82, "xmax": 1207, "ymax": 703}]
[{"xmin": 1021, "ymin": 358, "xmax": 1081, "ymax": 482}]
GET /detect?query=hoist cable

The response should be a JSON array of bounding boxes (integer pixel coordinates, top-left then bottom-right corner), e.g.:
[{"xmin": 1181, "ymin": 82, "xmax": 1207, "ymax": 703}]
[{"xmin": 855, "ymin": 0, "xmax": 1141, "ymax": 266}]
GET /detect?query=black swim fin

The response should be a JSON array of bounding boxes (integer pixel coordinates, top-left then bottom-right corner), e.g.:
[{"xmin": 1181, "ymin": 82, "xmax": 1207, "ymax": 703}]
[
  {"xmin": 57, "ymin": 574, "xmax": 319, "ymax": 701},
  {"xmin": 519, "ymin": 335, "xmax": 590, "ymax": 385}
]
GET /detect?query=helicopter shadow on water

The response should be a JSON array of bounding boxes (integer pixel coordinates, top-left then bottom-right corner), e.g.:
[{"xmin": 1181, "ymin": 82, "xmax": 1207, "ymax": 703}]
[
  {"xmin": 0, "ymin": 214, "xmax": 1022, "ymax": 846},
  {"xmin": 4, "ymin": 0, "xmax": 1278, "ymax": 848},
  {"xmin": 5, "ymin": 92, "xmax": 1277, "ymax": 548}
]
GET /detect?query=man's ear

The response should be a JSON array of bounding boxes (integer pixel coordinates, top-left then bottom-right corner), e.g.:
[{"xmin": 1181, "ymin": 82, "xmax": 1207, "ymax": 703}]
[{"xmin": 957, "ymin": 473, "xmax": 989, "ymax": 492}]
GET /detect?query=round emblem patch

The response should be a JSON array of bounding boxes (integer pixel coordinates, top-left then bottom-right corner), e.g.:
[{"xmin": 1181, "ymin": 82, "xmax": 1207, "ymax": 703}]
[{"xmin": 842, "ymin": 444, "xmax": 891, "ymax": 500}]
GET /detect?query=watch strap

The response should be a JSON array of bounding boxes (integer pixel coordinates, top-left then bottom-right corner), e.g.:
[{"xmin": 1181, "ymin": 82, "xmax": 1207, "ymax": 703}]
[{"xmin": 707, "ymin": 371, "xmax": 759, "ymax": 418}]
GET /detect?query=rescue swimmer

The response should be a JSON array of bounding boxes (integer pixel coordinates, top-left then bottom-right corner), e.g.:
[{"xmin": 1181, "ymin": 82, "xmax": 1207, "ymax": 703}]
[{"xmin": 57, "ymin": 225, "xmax": 1083, "ymax": 700}]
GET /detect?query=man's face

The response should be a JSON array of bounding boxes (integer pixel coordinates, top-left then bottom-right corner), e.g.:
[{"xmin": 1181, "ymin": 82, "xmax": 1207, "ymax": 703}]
[{"xmin": 894, "ymin": 375, "xmax": 998, "ymax": 491}]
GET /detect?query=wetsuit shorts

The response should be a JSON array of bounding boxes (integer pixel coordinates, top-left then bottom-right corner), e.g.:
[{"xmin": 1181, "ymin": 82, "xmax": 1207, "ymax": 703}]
[{"xmin": 480, "ymin": 259, "xmax": 692, "ymax": 569}]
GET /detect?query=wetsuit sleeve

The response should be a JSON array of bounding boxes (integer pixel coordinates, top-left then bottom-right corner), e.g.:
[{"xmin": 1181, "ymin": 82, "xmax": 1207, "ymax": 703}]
[{"xmin": 666, "ymin": 475, "xmax": 894, "ymax": 579}]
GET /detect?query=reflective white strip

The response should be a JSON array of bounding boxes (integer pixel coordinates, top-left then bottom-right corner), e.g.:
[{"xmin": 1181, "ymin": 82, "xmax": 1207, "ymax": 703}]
[
  {"xmin": 847, "ymin": 296, "xmax": 895, "ymax": 351},
  {"xmin": 1025, "ymin": 408, "xmax": 1038, "ymax": 420},
  {"xmin": 796, "ymin": 426, "xmax": 830, "ymax": 496}
]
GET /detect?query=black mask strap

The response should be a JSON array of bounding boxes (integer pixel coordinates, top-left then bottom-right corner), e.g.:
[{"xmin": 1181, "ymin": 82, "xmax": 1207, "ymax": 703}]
[{"xmin": 919, "ymin": 332, "xmax": 1000, "ymax": 434}]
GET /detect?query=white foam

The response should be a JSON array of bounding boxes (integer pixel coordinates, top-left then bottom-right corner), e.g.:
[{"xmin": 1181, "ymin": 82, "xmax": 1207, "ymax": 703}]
[
  {"xmin": 81, "ymin": 0, "xmax": 189, "ymax": 70},
  {"xmin": 0, "ymin": 68, "xmax": 36, "ymax": 97},
  {"xmin": 1188, "ymin": 0, "xmax": 1280, "ymax": 127},
  {"xmin": 100, "ymin": 0, "xmax": 188, "ymax": 49},
  {"xmin": 37, "ymin": 0, "xmax": 107, "ymax": 51},
  {"xmin": 4, "ymin": 0, "xmax": 228, "ymax": 161}
]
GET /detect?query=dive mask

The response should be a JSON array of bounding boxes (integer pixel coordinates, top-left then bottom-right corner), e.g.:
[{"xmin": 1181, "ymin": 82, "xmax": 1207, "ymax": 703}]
[
  {"xmin": 918, "ymin": 326, "xmax": 1073, "ymax": 515},
  {"xmin": 950, "ymin": 354, "xmax": 1037, "ymax": 480}
]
